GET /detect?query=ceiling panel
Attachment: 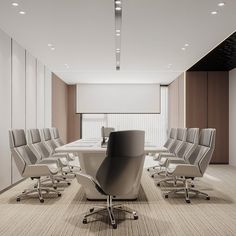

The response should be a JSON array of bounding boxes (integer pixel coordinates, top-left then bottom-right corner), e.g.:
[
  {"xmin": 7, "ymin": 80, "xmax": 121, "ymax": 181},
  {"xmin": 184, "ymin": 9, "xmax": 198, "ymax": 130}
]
[{"xmin": 0, "ymin": 0, "xmax": 235, "ymax": 84}]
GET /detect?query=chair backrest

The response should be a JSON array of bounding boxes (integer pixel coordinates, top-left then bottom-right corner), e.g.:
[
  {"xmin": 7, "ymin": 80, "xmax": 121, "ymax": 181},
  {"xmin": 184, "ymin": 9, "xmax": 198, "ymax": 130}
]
[
  {"xmin": 168, "ymin": 128, "xmax": 187, "ymax": 154},
  {"xmin": 96, "ymin": 130, "xmax": 145, "ymax": 196},
  {"xmin": 176, "ymin": 128, "xmax": 199, "ymax": 160},
  {"xmin": 41, "ymin": 128, "xmax": 57, "ymax": 153},
  {"xmin": 51, "ymin": 127, "xmax": 64, "ymax": 146},
  {"xmin": 188, "ymin": 129, "xmax": 216, "ymax": 175},
  {"xmin": 9, "ymin": 129, "xmax": 38, "ymax": 176},
  {"xmin": 163, "ymin": 128, "xmax": 177, "ymax": 149},
  {"xmin": 101, "ymin": 127, "xmax": 115, "ymax": 139},
  {"xmin": 27, "ymin": 129, "xmax": 51, "ymax": 158}
]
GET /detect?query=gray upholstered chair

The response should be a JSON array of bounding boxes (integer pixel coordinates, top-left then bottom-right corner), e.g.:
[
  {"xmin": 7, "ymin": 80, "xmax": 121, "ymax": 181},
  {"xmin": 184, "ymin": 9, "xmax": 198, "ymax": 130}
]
[
  {"xmin": 9, "ymin": 129, "xmax": 61, "ymax": 203},
  {"xmin": 163, "ymin": 128, "xmax": 216, "ymax": 203},
  {"xmin": 101, "ymin": 126, "xmax": 115, "ymax": 145},
  {"xmin": 41, "ymin": 128, "xmax": 77, "ymax": 175},
  {"xmin": 27, "ymin": 129, "xmax": 71, "ymax": 185},
  {"xmin": 51, "ymin": 127, "xmax": 80, "ymax": 170},
  {"xmin": 150, "ymin": 128, "xmax": 187, "ymax": 177},
  {"xmin": 156, "ymin": 128, "xmax": 199, "ymax": 186},
  {"xmin": 76, "ymin": 130, "xmax": 145, "ymax": 229}
]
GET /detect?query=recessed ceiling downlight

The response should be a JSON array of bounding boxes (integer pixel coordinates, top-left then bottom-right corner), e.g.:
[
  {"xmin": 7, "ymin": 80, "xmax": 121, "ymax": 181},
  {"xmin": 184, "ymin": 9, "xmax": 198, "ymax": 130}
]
[
  {"xmin": 218, "ymin": 2, "xmax": 225, "ymax": 7},
  {"xmin": 12, "ymin": 3, "xmax": 19, "ymax": 7},
  {"xmin": 211, "ymin": 11, "xmax": 218, "ymax": 15},
  {"xmin": 19, "ymin": 11, "xmax": 26, "ymax": 15}
]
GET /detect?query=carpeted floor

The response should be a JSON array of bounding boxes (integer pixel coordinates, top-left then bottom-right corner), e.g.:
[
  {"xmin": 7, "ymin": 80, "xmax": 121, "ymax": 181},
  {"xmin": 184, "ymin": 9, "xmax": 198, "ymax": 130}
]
[{"xmin": 0, "ymin": 158, "xmax": 236, "ymax": 236}]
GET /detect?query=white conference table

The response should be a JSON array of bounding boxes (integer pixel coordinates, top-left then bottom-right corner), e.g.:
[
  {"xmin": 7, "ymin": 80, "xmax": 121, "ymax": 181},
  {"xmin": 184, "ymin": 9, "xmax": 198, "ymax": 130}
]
[{"xmin": 56, "ymin": 138, "xmax": 163, "ymax": 200}]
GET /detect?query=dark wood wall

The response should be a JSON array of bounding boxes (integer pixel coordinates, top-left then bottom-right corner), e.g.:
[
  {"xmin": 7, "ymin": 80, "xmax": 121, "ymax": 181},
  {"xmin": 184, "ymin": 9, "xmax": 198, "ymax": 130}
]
[{"xmin": 186, "ymin": 71, "xmax": 229, "ymax": 164}]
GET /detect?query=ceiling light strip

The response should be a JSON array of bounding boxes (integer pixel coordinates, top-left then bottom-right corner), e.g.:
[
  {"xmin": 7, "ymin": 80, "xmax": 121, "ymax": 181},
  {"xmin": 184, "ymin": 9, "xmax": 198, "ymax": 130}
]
[{"xmin": 115, "ymin": 0, "xmax": 122, "ymax": 70}]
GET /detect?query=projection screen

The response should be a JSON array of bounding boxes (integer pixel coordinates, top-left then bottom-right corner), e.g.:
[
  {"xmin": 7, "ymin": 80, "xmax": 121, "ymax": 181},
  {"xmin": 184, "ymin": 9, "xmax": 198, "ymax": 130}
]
[{"xmin": 76, "ymin": 84, "xmax": 160, "ymax": 114}]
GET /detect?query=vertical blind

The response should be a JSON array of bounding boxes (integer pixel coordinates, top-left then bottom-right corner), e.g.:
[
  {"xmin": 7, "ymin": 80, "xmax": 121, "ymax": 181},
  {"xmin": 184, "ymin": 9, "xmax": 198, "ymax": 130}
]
[{"xmin": 82, "ymin": 86, "xmax": 168, "ymax": 146}]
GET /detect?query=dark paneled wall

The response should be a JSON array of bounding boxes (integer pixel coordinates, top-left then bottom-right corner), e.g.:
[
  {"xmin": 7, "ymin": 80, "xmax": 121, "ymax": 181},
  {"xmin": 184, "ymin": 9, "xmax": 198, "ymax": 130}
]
[
  {"xmin": 186, "ymin": 71, "xmax": 229, "ymax": 164},
  {"xmin": 186, "ymin": 72, "xmax": 208, "ymax": 128}
]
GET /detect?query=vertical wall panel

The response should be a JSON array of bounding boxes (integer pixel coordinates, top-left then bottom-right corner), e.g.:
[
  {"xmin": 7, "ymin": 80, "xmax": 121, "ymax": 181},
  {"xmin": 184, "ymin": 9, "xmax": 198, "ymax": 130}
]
[
  {"xmin": 186, "ymin": 71, "xmax": 208, "ymax": 128},
  {"xmin": 44, "ymin": 68, "xmax": 52, "ymax": 127},
  {"xmin": 36, "ymin": 61, "xmax": 45, "ymax": 128},
  {"xmin": 168, "ymin": 79, "xmax": 179, "ymax": 129},
  {"xmin": 0, "ymin": 29, "xmax": 11, "ymax": 190},
  {"xmin": 208, "ymin": 71, "xmax": 229, "ymax": 164},
  {"xmin": 12, "ymin": 40, "xmax": 25, "ymax": 183},
  {"xmin": 26, "ymin": 52, "xmax": 37, "ymax": 129}
]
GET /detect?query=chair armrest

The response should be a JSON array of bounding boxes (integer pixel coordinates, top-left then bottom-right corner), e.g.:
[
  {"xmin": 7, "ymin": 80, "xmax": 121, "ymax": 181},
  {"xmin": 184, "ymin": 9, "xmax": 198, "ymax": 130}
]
[
  {"xmin": 168, "ymin": 164, "xmax": 201, "ymax": 177},
  {"xmin": 166, "ymin": 158, "xmax": 186, "ymax": 165},
  {"xmin": 24, "ymin": 163, "xmax": 58, "ymax": 177}
]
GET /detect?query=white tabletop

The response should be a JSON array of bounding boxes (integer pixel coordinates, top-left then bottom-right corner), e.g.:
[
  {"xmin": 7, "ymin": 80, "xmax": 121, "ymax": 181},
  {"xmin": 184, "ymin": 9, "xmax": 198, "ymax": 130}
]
[{"xmin": 55, "ymin": 138, "xmax": 166, "ymax": 154}]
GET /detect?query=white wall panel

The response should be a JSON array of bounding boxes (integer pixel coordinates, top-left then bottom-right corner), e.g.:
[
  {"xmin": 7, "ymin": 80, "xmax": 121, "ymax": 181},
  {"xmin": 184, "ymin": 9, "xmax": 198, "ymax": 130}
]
[
  {"xmin": 44, "ymin": 68, "xmax": 52, "ymax": 127},
  {"xmin": 26, "ymin": 52, "xmax": 37, "ymax": 129},
  {"xmin": 229, "ymin": 68, "xmax": 236, "ymax": 166},
  {"xmin": 12, "ymin": 40, "xmax": 25, "ymax": 183},
  {"xmin": 0, "ymin": 29, "xmax": 11, "ymax": 190},
  {"xmin": 37, "ymin": 61, "xmax": 45, "ymax": 128},
  {"xmin": 77, "ymin": 84, "xmax": 160, "ymax": 113}
]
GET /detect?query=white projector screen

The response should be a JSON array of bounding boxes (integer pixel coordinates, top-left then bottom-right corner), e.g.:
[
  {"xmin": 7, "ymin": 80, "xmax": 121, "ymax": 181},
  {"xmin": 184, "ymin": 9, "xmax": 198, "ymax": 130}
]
[{"xmin": 76, "ymin": 84, "xmax": 160, "ymax": 113}]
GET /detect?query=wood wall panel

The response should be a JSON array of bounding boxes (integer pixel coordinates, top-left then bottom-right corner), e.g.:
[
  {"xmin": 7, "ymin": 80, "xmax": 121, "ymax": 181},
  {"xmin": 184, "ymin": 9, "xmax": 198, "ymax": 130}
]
[
  {"xmin": 186, "ymin": 71, "xmax": 208, "ymax": 128},
  {"xmin": 208, "ymin": 71, "xmax": 229, "ymax": 163},
  {"xmin": 44, "ymin": 68, "xmax": 52, "ymax": 127},
  {"xmin": 67, "ymin": 85, "xmax": 81, "ymax": 142},
  {"xmin": 0, "ymin": 29, "xmax": 12, "ymax": 190},
  {"xmin": 52, "ymin": 74, "xmax": 68, "ymax": 143}
]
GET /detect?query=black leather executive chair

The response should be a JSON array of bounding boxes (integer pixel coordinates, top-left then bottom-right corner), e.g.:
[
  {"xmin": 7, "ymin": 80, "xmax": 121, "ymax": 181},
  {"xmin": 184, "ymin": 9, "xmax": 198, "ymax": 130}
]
[{"xmin": 77, "ymin": 130, "xmax": 145, "ymax": 229}]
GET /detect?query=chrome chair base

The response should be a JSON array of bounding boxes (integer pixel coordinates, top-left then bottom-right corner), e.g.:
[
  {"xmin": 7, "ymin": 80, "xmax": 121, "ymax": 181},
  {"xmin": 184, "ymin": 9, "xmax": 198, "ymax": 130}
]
[
  {"xmin": 17, "ymin": 178, "xmax": 61, "ymax": 203},
  {"xmin": 163, "ymin": 179, "xmax": 210, "ymax": 203},
  {"xmin": 82, "ymin": 196, "xmax": 138, "ymax": 229}
]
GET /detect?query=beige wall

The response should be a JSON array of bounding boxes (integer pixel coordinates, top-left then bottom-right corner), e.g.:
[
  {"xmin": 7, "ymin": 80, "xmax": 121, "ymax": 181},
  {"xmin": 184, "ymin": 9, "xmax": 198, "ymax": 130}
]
[
  {"xmin": 52, "ymin": 73, "xmax": 68, "ymax": 143},
  {"xmin": 67, "ymin": 85, "xmax": 81, "ymax": 142},
  {"xmin": 229, "ymin": 68, "xmax": 236, "ymax": 166},
  {"xmin": 168, "ymin": 73, "xmax": 185, "ymax": 129},
  {"xmin": 52, "ymin": 76, "xmax": 81, "ymax": 143}
]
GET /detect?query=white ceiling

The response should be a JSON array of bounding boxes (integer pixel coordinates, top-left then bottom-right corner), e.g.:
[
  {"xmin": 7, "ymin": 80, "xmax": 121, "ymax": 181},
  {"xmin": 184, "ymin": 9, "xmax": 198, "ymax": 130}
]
[{"xmin": 0, "ymin": 0, "xmax": 235, "ymax": 84}]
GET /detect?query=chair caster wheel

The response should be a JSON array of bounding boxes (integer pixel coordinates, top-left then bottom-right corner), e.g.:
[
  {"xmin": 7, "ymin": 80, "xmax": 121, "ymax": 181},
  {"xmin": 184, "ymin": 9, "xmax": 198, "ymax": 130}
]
[
  {"xmin": 157, "ymin": 183, "xmax": 160, "ymax": 187},
  {"xmin": 206, "ymin": 196, "xmax": 210, "ymax": 200},
  {"xmin": 53, "ymin": 186, "xmax": 57, "ymax": 190},
  {"xmin": 57, "ymin": 180, "xmax": 60, "ymax": 183},
  {"xmin": 186, "ymin": 199, "xmax": 191, "ymax": 204},
  {"xmin": 89, "ymin": 208, "xmax": 94, "ymax": 213},
  {"xmin": 133, "ymin": 215, "xmax": 138, "ymax": 220},
  {"xmin": 63, "ymin": 177, "xmax": 66, "ymax": 180},
  {"xmin": 151, "ymin": 174, "xmax": 155, "ymax": 178},
  {"xmin": 164, "ymin": 194, "xmax": 168, "ymax": 199},
  {"xmin": 112, "ymin": 224, "xmax": 117, "ymax": 229},
  {"xmin": 191, "ymin": 184, "xmax": 195, "ymax": 188},
  {"xmin": 40, "ymin": 199, "xmax": 44, "ymax": 203},
  {"xmin": 16, "ymin": 197, "xmax": 20, "ymax": 202},
  {"xmin": 58, "ymin": 193, "xmax": 62, "ymax": 197},
  {"xmin": 83, "ymin": 218, "xmax": 87, "ymax": 224},
  {"xmin": 147, "ymin": 168, "xmax": 150, "ymax": 171},
  {"xmin": 67, "ymin": 182, "xmax": 71, "ymax": 186}
]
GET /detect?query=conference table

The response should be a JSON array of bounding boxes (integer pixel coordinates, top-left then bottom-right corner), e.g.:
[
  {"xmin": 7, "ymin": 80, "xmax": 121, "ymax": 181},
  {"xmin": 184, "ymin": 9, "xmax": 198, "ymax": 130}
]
[{"xmin": 56, "ymin": 138, "xmax": 162, "ymax": 200}]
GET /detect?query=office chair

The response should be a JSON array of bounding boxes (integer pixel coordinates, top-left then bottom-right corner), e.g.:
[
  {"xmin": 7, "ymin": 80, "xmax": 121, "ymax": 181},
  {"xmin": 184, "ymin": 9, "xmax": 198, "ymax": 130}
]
[
  {"xmin": 76, "ymin": 130, "xmax": 145, "ymax": 229},
  {"xmin": 51, "ymin": 127, "xmax": 80, "ymax": 171},
  {"xmin": 163, "ymin": 128, "xmax": 216, "ymax": 203},
  {"xmin": 150, "ymin": 128, "xmax": 187, "ymax": 177},
  {"xmin": 41, "ymin": 128, "xmax": 76, "ymax": 175},
  {"xmin": 27, "ymin": 129, "xmax": 71, "ymax": 186},
  {"xmin": 101, "ymin": 126, "xmax": 115, "ymax": 144},
  {"xmin": 156, "ymin": 128, "xmax": 199, "ymax": 186},
  {"xmin": 147, "ymin": 128, "xmax": 177, "ymax": 171},
  {"xmin": 9, "ymin": 129, "xmax": 61, "ymax": 203}
]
